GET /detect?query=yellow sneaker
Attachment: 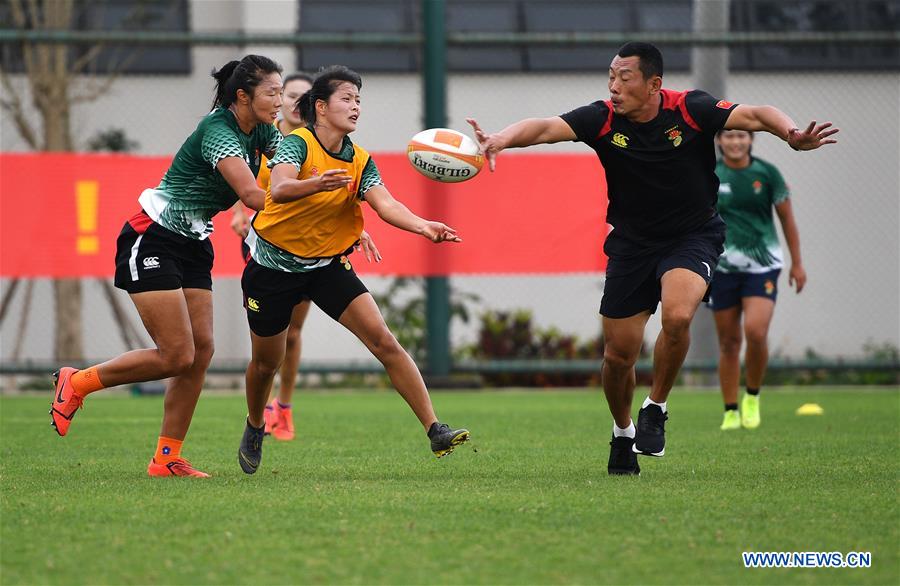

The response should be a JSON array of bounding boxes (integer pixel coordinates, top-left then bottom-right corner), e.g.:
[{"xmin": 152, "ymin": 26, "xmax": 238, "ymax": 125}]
[
  {"xmin": 741, "ymin": 394, "xmax": 761, "ymax": 429},
  {"xmin": 720, "ymin": 409, "xmax": 741, "ymax": 431}
]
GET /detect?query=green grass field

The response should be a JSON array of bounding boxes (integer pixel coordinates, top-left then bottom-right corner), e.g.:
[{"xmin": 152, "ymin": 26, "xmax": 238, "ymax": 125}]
[{"xmin": 1, "ymin": 387, "xmax": 897, "ymax": 585}]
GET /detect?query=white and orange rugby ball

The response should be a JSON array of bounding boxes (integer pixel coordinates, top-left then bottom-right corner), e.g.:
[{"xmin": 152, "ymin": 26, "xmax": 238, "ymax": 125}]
[{"xmin": 407, "ymin": 128, "xmax": 483, "ymax": 183}]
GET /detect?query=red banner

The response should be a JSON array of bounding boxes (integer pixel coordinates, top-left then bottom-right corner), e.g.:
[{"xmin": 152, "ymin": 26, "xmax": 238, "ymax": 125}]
[{"xmin": 0, "ymin": 152, "xmax": 608, "ymax": 277}]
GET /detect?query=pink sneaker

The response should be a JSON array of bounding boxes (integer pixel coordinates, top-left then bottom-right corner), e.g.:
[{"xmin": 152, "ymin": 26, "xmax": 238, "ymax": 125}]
[
  {"xmin": 272, "ymin": 403, "xmax": 295, "ymax": 441},
  {"xmin": 263, "ymin": 402, "xmax": 278, "ymax": 436}
]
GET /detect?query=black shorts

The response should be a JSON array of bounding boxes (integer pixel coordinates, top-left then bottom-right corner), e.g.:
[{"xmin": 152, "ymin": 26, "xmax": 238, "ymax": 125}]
[
  {"xmin": 114, "ymin": 211, "xmax": 214, "ymax": 294},
  {"xmin": 708, "ymin": 268, "xmax": 781, "ymax": 310},
  {"xmin": 242, "ymin": 257, "xmax": 368, "ymax": 337},
  {"xmin": 600, "ymin": 215, "xmax": 726, "ymax": 318}
]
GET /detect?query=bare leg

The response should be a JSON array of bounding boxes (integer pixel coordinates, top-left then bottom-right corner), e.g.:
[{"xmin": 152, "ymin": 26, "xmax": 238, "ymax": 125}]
[
  {"xmin": 713, "ymin": 306, "xmax": 743, "ymax": 405},
  {"xmin": 158, "ymin": 289, "xmax": 214, "ymax": 440},
  {"xmin": 601, "ymin": 311, "xmax": 652, "ymax": 428},
  {"xmin": 742, "ymin": 297, "xmax": 776, "ymax": 389},
  {"xmin": 93, "ymin": 289, "xmax": 198, "ymax": 387},
  {"xmin": 246, "ymin": 329, "xmax": 289, "ymax": 428},
  {"xmin": 276, "ymin": 300, "xmax": 310, "ymax": 405},
  {"xmin": 339, "ymin": 293, "xmax": 437, "ymax": 430},
  {"xmin": 649, "ymin": 269, "xmax": 709, "ymax": 403}
]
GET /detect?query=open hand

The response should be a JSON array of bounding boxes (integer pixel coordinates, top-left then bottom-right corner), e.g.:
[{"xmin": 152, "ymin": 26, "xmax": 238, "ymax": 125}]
[
  {"xmin": 422, "ymin": 221, "xmax": 462, "ymax": 243},
  {"xmin": 355, "ymin": 230, "xmax": 382, "ymax": 263},
  {"xmin": 316, "ymin": 169, "xmax": 353, "ymax": 191},
  {"xmin": 466, "ymin": 118, "xmax": 501, "ymax": 172},
  {"xmin": 788, "ymin": 121, "xmax": 839, "ymax": 151}
]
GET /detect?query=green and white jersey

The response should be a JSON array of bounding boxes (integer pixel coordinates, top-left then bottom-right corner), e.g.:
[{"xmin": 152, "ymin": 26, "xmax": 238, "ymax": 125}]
[
  {"xmin": 138, "ymin": 108, "xmax": 282, "ymax": 240},
  {"xmin": 715, "ymin": 157, "xmax": 790, "ymax": 274}
]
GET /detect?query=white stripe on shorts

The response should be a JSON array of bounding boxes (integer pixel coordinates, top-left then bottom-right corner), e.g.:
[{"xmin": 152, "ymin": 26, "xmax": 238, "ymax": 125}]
[{"xmin": 128, "ymin": 234, "xmax": 144, "ymax": 281}]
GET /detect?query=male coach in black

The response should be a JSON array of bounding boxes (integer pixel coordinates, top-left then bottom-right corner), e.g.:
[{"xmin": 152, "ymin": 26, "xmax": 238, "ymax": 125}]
[{"xmin": 466, "ymin": 42, "xmax": 837, "ymax": 475}]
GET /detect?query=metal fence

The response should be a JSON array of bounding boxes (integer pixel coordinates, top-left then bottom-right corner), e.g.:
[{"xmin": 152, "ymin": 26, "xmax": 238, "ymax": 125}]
[{"xmin": 1, "ymin": 0, "xmax": 898, "ymax": 380}]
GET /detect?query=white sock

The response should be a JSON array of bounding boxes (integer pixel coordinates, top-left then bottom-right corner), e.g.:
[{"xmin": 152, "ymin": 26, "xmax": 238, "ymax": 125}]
[
  {"xmin": 613, "ymin": 421, "xmax": 635, "ymax": 438},
  {"xmin": 642, "ymin": 396, "xmax": 667, "ymax": 413}
]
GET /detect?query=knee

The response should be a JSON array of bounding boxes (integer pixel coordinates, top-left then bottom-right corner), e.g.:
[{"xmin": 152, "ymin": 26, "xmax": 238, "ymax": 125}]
[
  {"xmin": 159, "ymin": 342, "xmax": 195, "ymax": 377},
  {"xmin": 192, "ymin": 336, "xmax": 215, "ymax": 369},
  {"xmin": 603, "ymin": 346, "xmax": 638, "ymax": 372},
  {"xmin": 744, "ymin": 326, "xmax": 768, "ymax": 347},
  {"xmin": 284, "ymin": 328, "xmax": 301, "ymax": 353},
  {"xmin": 718, "ymin": 335, "xmax": 742, "ymax": 357},
  {"xmin": 661, "ymin": 309, "xmax": 693, "ymax": 338},
  {"xmin": 369, "ymin": 329, "xmax": 404, "ymax": 361},
  {"xmin": 250, "ymin": 353, "xmax": 283, "ymax": 378}
]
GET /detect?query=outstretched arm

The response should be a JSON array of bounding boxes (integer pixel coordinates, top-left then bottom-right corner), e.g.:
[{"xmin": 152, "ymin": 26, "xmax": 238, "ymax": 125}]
[
  {"xmin": 466, "ymin": 116, "xmax": 576, "ymax": 171},
  {"xmin": 364, "ymin": 185, "xmax": 461, "ymax": 244},
  {"xmin": 725, "ymin": 105, "xmax": 839, "ymax": 151}
]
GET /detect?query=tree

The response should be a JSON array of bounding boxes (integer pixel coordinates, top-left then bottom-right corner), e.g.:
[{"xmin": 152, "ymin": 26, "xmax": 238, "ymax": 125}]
[{"xmin": 0, "ymin": 0, "xmax": 166, "ymax": 361}]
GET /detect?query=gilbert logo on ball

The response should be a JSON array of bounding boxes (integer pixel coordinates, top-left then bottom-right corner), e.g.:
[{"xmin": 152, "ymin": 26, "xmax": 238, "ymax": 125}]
[{"xmin": 407, "ymin": 128, "xmax": 483, "ymax": 183}]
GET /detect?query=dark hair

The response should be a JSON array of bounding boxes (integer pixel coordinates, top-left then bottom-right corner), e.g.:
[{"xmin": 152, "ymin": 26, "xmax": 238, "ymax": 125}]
[
  {"xmin": 283, "ymin": 72, "xmax": 314, "ymax": 120},
  {"xmin": 297, "ymin": 65, "xmax": 363, "ymax": 124},
  {"xmin": 211, "ymin": 55, "xmax": 283, "ymax": 110},
  {"xmin": 715, "ymin": 129, "xmax": 754, "ymax": 157},
  {"xmin": 616, "ymin": 42, "xmax": 664, "ymax": 79},
  {"xmin": 284, "ymin": 72, "xmax": 314, "ymax": 87},
  {"xmin": 716, "ymin": 129, "xmax": 754, "ymax": 139}
]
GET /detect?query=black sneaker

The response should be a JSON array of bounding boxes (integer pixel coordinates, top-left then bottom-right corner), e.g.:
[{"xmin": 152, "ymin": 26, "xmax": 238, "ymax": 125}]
[
  {"xmin": 608, "ymin": 435, "xmax": 640, "ymax": 475},
  {"xmin": 238, "ymin": 418, "xmax": 265, "ymax": 474},
  {"xmin": 633, "ymin": 404, "xmax": 667, "ymax": 457},
  {"xmin": 428, "ymin": 422, "xmax": 470, "ymax": 458}
]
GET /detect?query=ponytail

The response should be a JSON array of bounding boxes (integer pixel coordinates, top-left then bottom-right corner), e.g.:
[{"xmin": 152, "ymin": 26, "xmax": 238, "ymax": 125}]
[
  {"xmin": 210, "ymin": 60, "xmax": 240, "ymax": 111},
  {"xmin": 297, "ymin": 92, "xmax": 313, "ymax": 124}
]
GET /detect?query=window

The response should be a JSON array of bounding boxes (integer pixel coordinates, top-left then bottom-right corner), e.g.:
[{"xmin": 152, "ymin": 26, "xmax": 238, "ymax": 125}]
[
  {"xmin": 1, "ymin": 0, "xmax": 191, "ymax": 75},
  {"xmin": 731, "ymin": 0, "xmax": 900, "ymax": 71},
  {"xmin": 295, "ymin": 0, "xmax": 897, "ymax": 73}
]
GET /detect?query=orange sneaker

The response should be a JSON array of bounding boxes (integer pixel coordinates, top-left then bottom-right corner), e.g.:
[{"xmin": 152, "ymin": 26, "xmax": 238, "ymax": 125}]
[
  {"xmin": 50, "ymin": 367, "xmax": 84, "ymax": 437},
  {"xmin": 147, "ymin": 458, "xmax": 210, "ymax": 478},
  {"xmin": 263, "ymin": 402, "xmax": 278, "ymax": 436},
  {"xmin": 272, "ymin": 403, "xmax": 295, "ymax": 441}
]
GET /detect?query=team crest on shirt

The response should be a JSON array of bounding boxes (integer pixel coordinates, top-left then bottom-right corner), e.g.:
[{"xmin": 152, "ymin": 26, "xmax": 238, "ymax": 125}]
[
  {"xmin": 611, "ymin": 133, "xmax": 629, "ymax": 148},
  {"xmin": 764, "ymin": 280, "xmax": 775, "ymax": 296},
  {"xmin": 665, "ymin": 125, "xmax": 683, "ymax": 147},
  {"xmin": 753, "ymin": 180, "xmax": 763, "ymax": 194},
  {"xmin": 310, "ymin": 166, "xmax": 319, "ymax": 177},
  {"xmin": 254, "ymin": 148, "xmax": 260, "ymax": 166}
]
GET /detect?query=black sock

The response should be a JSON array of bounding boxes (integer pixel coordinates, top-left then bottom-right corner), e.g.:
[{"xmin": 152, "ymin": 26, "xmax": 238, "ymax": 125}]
[
  {"xmin": 725, "ymin": 403, "xmax": 739, "ymax": 411},
  {"xmin": 746, "ymin": 387, "xmax": 760, "ymax": 396}
]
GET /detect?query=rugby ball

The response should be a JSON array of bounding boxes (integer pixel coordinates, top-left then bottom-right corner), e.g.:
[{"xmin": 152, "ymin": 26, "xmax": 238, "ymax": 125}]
[{"xmin": 407, "ymin": 128, "xmax": 483, "ymax": 183}]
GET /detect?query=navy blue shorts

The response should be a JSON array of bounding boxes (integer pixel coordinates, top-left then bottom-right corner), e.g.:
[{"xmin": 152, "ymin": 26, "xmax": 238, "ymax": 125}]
[
  {"xmin": 599, "ymin": 215, "xmax": 726, "ymax": 318},
  {"xmin": 708, "ymin": 268, "xmax": 781, "ymax": 310}
]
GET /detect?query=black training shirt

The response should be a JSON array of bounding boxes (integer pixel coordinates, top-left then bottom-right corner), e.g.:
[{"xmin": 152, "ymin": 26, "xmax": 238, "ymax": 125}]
[{"xmin": 561, "ymin": 89, "xmax": 738, "ymax": 245}]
